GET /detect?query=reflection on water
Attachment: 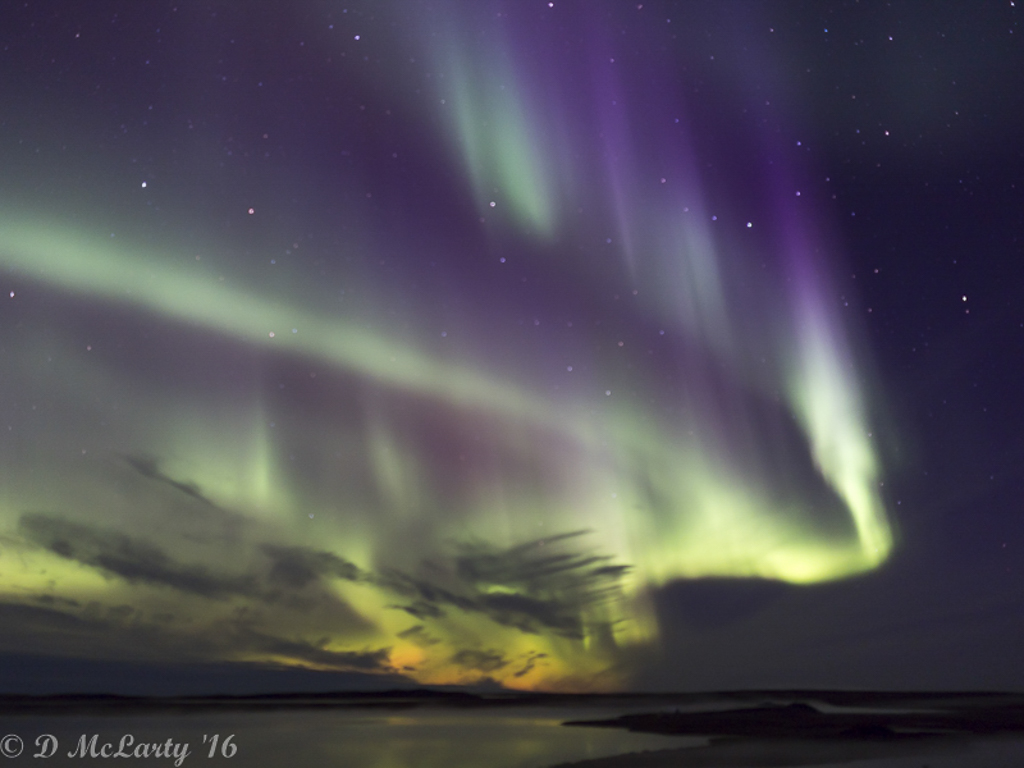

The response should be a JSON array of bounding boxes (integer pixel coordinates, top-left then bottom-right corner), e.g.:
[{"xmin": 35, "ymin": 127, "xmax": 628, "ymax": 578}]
[
  {"xmin": 5, "ymin": 706, "xmax": 1024, "ymax": 768},
  {"xmin": 1, "ymin": 707, "xmax": 696, "ymax": 768}
]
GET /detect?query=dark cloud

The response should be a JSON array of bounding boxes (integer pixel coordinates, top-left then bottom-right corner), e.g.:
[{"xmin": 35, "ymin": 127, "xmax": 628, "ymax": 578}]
[
  {"xmin": 479, "ymin": 592, "xmax": 582, "ymax": 638},
  {"xmin": 18, "ymin": 514, "xmax": 373, "ymax": 609},
  {"xmin": 389, "ymin": 601, "xmax": 446, "ymax": 620},
  {"xmin": 0, "ymin": 602, "xmax": 192, "ymax": 663},
  {"xmin": 0, "ymin": 598, "xmax": 393, "ymax": 683},
  {"xmin": 396, "ymin": 625, "xmax": 441, "ymax": 646},
  {"xmin": 450, "ymin": 649, "xmax": 508, "ymax": 674},
  {"xmin": 123, "ymin": 454, "xmax": 221, "ymax": 509},
  {"xmin": 15, "ymin": 508, "xmax": 632, "ymax": 675},
  {"xmin": 19, "ymin": 513, "xmax": 261, "ymax": 600},
  {"xmin": 105, "ymin": 604, "xmax": 136, "ymax": 622},
  {"xmin": 4, "ymin": 591, "xmax": 389, "ymax": 684},
  {"xmin": 0, "ymin": 653, "xmax": 420, "ymax": 696},
  {"xmin": 15, "ymin": 514, "xmax": 376, "ymax": 640},
  {"xmin": 0, "ymin": 602, "xmax": 106, "ymax": 645},
  {"xmin": 237, "ymin": 629, "xmax": 393, "ymax": 672},
  {"xmin": 24, "ymin": 509, "xmax": 630, "ymax": 644},
  {"xmin": 117, "ymin": 455, "xmax": 250, "ymax": 547},
  {"xmin": 448, "ymin": 531, "xmax": 633, "ymax": 638},
  {"xmin": 455, "ymin": 530, "xmax": 594, "ymax": 581},
  {"xmin": 590, "ymin": 564, "xmax": 632, "ymax": 579},
  {"xmin": 32, "ymin": 594, "xmax": 81, "ymax": 609},
  {"xmin": 655, "ymin": 577, "xmax": 792, "ymax": 632},
  {"xmin": 261, "ymin": 543, "xmax": 365, "ymax": 588},
  {"xmin": 455, "ymin": 531, "xmax": 631, "ymax": 603},
  {"xmin": 334, "ymin": 531, "xmax": 639, "ymax": 642},
  {"xmin": 512, "ymin": 651, "xmax": 548, "ymax": 678},
  {"xmin": 377, "ymin": 569, "xmax": 482, "ymax": 614}
]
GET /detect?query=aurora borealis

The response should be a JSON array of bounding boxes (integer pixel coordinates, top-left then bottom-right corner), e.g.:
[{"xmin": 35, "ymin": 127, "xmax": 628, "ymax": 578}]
[{"xmin": 2, "ymin": 2, "xmax": 1022, "ymax": 695}]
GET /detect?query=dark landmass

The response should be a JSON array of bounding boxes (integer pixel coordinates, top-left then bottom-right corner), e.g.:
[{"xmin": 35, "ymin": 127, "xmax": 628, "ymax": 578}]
[
  {"xmin": 555, "ymin": 693, "xmax": 1024, "ymax": 767},
  {"xmin": 1, "ymin": 687, "xmax": 1022, "ymax": 720},
  {"xmin": 565, "ymin": 696, "xmax": 1024, "ymax": 739}
]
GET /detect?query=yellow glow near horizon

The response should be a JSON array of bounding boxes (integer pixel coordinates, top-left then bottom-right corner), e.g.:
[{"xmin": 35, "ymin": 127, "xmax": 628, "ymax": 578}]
[{"xmin": 0, "ymin": 216, "xmax": 892, "ymax": 689}]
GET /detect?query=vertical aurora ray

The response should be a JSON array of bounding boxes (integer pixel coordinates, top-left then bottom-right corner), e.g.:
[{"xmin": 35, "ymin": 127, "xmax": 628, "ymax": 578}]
[
  {"xmin": 787, "ymin": 251, "xmax": 892, "ymax": 566},
  {"xmin": 424, "ymin": 7, "xmax": 562, "ymax": 239},
  {"xmin": 0, "ymin": 2, "xmax": 893, "ymax": 691}
]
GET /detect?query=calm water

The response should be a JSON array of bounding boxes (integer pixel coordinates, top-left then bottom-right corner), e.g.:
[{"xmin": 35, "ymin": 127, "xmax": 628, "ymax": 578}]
[
  {"xmin": 0, "ymin": 707, "xmax": 695, "ymax": 768},
  {"xmin": 4, "ymin": 706, "xmax": 1024, "ymax": 767}
]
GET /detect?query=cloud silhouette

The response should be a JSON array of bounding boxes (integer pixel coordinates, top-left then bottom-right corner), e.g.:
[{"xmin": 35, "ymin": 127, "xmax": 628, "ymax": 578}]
[
  {"xmin": 19, "ymin": 513, "xmax": 261, "ymax": 600},
  {"xmin": 450, "ymin": 648, "xmax": 508, "ymax": 673},
  {"xmin": 123, "ymin": 454, "xmax": 221, "ymax": 508},
  {"xmin": 261, "ymin": 543, "xmax": 366, "ymax": 588},
  {"xmin": 12, "ymin": 503, "xmax": 632, "ymax": 683},
  {"xmin": 234, "ymin": 628, "xmax": 394, "ymax": 672}
]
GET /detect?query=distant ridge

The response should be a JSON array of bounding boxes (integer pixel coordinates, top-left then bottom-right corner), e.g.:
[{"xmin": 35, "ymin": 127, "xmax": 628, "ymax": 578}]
[{"xmin": 2, "ymin": 688, "xmax": 1020, "ymax": 715}]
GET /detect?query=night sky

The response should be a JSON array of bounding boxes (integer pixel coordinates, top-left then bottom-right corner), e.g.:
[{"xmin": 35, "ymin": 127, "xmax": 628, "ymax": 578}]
[{"xmin": 0, "ymin": 1, "xmax": 1022, "ymax": 695}]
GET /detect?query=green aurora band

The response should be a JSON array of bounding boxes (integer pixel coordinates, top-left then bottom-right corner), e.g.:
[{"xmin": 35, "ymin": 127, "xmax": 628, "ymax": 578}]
[
  {"xmin": 0, "ymin": 4, "xmax": 892, "ymax": 690},
  {"xmin": 0, "ymin": 210, "xmax": 891, "ymax": 688}
]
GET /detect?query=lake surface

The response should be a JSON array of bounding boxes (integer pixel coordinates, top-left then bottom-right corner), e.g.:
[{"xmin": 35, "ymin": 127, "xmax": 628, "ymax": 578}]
[
  {"xmin": 0, "ymin": 707, "xmax": 695, "ymax": 768},
  {"xmin": 5, "ymin": 703, "xmax": 1024, "ymax": 767}
]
